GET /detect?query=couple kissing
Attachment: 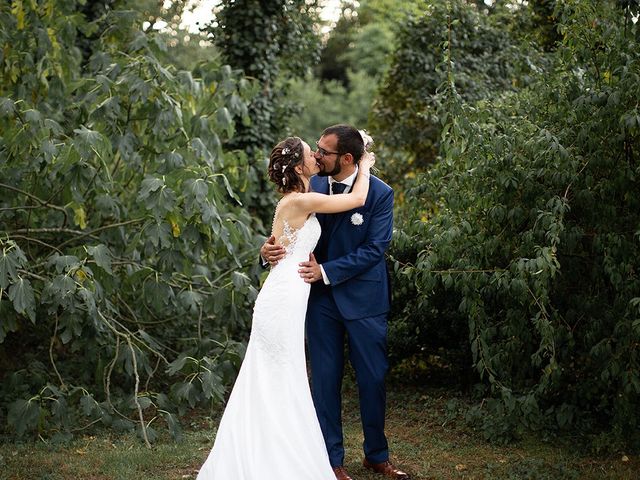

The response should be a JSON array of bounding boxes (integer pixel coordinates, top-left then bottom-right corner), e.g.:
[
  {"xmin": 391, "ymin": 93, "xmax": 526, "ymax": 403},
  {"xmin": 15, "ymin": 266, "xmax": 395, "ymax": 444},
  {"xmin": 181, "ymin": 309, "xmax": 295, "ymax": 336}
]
[{"xmin": 197, "ymin": 124, "xmax": 409, "ymax": 480}]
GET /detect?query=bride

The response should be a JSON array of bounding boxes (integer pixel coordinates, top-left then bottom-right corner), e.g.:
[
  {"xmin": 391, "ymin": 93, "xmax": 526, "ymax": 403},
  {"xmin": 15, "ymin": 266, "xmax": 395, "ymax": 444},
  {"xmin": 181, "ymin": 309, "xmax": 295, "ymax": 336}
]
[{"xmin": 196, "ymin": 136, "xmax": 374, "ymax": 479}]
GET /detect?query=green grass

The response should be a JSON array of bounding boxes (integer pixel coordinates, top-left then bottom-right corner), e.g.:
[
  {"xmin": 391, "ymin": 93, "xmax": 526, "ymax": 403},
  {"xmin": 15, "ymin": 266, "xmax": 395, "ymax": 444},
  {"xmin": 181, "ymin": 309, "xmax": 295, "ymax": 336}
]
[
  {"xmin": 1, "ymin": 375, "xmax": 637, "ymax": 480},
  {"xmin": 340, "ymin": 381, "xmax": 638, "ymax": 480}
]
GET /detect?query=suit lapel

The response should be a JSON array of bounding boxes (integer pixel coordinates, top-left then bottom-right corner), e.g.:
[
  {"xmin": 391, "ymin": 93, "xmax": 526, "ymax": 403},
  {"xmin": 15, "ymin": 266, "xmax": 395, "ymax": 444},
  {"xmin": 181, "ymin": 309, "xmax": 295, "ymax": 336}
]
[
  {"xmin": 329, "ymin": 174, "xmax": 370, "ymax": 234},
  {"xmin": 312, "ymin": 177, "xmax": 331, "ymax": 231},
  {"xmin": 311, "ymin": 176, "xmax": 330, "ymax": 195}
]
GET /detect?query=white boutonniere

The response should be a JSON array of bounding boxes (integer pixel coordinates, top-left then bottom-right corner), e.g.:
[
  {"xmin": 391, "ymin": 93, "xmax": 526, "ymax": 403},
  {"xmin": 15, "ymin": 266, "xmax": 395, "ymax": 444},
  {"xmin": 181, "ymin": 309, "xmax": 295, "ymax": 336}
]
[{"xmin": 351, "ymin": 213, "xmax": 364, "ymax": 226}]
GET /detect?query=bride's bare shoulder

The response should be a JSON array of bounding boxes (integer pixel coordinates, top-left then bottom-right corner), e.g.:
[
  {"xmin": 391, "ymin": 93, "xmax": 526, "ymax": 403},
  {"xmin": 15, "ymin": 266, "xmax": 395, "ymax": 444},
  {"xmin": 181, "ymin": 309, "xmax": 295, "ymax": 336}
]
[
  {"xmin": 279, "ymin": 192, "xmax": 307, "ymax": 208},
  {"xmin": 274, "ymin": 193, "xmax": 305, "ymax": 218}
]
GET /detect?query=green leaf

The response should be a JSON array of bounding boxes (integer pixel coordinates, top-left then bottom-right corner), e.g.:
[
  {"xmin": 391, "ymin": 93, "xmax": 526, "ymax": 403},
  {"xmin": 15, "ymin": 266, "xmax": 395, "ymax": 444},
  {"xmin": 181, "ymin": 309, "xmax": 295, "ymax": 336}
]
[
  {"xmin": 143, "ymin": 278, "xmax": 174, "ymax": 311},
  {"xmin": 44, "ymin": 118, "xmax": 64, "ymax": 136},
  {"xmin": 0, "ymin": 250, "xmax": 20, "ymax": 289},
  {"xmin": 73, "ymin": 125, "xmax": 109, "ymax": 157},
  {"xmin": 201, "ymin": 201, "xmax": 221, "ymax": 231},
  {"xmin": 95, "ymin": 194, "xmax": 121, "ymax": 218},
  {"xmin": 51, "ymin": 275, "xmax": 76, "ymax": 299},
  {"xmin": 221, "ymin": 175, "xmax": 241, "ymax": 205},
  {"xmin": 137, "ymin": 424, "xmax": 158, "ymax": 443},
  {"xmin": 24, "ymin": 109, "xmax": 42, "ymax": 125},
  {"xmin": 78, "ymin": 288, "xmax": 96, "ymax": 318},
  {"xmin": 87, "ymin": 244, "xmax": 113, "ymax": 274},
  {"xmin": 163, "ymin": 152, "xmax": 184, "ymax": 169},
  {"xmin": 117, "ymin": 131, "xmax": 137, "ymax": 158},
  {"xmin": 50, "ymin": 395, "xmax": 69, "ymax": 423},
  {"xmin": 8, "ymin": 278, "xmax": 36, "ymax": 322},
  {"xmin": 138, "ymin": 329, "xmax": 163, "ymax": 352},
  {"xmin": 177, "ymin": 71, "xmax": 197, "ymax": 92},
  {"xmin": 146, "ymin": 222, "xmax": 172, "ymax": 249},
  {"xmin": 41, "ymin": 139, "xmax": 58, "ymax": 162},
  {"xmin": 188, "ymin": 178, "xmax": 209, "ymax": 203},
  {"xmin": 153, "ymin": 35, "xmax": 168, "ymax": 52},
  {"xmin": 174, "ymin": 381, "xmax": 198, "ymax": 408},
  {"xmin": 191, "ymin": 138, "xmax": 215, "ymax": 168},
  {"xmin": 128, "ymin": 31, "xmax": 148, "ymax": 51},
  {"xmin": 216, "ymin": 107, "xmax": 234, "ymax": 137},
  {"xmin": 0, "ymin": 97, "xmax": 15, "ymax": 117},
  {"xmin": 0, "ymin": 300, "xmax": 19, "ymax": 343},
  {"xmin": 231, "ymin": 271, "xmax": 250, "ymax": 290},
  {"xmin": 178, "ymin": 289, "xmax": 203, "ymax": 314},
  {"xmin": 162, "ymin": 411, "xmax": 182, "ymax": 441},
  {"xmin": 58, "ymin": 313, "xmax": 81, "ymax": 344},
  {"xmin": 134, "ymin": 395, "xmax": 153, "ymax": 410},
  {"xmin": 137, "ymin": 176, "xmax": 164, "ymax": 201},
  {"xmin": 200, "ymin": 370, "xmax": 225, "ymax": 402},
  {"xmin": 48, "ymin": 255, "xmax": 80, "ymax": 274},
  {"xmin": 8, "ymin": 398, "xmax": 41, "ymax": 437},
  {"xmin": 166, "ymin": 354, "xmax": 192, "ymax": 376},
  {"xmin": 112, "ymin": 418, "xmax": 135, "ymax": 431},
  {"xmin": 144, "ymin": 186, "xmax": 176, "ymax": 215}
]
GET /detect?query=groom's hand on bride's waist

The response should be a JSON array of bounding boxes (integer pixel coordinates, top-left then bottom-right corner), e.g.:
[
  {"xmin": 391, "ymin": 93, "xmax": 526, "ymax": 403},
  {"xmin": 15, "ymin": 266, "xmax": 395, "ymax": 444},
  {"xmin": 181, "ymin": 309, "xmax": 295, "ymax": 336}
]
[
  {"xmin": 261, "ymin": 235, "xmax": 286, "ymax": 266},
  {"xmin": 298, "ymin": 253, "xmax": 323, "ymax": 284}
]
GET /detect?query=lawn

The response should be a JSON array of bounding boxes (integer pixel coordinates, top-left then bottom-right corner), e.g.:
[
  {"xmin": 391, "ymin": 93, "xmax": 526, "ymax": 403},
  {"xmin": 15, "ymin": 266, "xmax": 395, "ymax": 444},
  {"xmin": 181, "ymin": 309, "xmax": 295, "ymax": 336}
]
[{"xmin": 1, "ymin": 373, "xmax": 637, "ymax": 480}]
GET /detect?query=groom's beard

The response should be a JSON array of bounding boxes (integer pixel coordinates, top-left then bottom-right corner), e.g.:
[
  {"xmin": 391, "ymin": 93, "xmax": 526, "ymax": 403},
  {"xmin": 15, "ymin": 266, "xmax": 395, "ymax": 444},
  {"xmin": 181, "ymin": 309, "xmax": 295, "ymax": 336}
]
[{"xmin": 317, "ymin": 161, "xmax": 341, "ymax": 177}]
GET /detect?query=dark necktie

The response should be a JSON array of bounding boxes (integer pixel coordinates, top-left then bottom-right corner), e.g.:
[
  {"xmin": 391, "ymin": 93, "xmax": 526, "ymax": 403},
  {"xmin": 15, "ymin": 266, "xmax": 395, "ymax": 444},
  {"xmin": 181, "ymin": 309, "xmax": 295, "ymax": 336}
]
[{"xmin": 332, "ymin": 182, "xmax": 347, "ymax": 195}]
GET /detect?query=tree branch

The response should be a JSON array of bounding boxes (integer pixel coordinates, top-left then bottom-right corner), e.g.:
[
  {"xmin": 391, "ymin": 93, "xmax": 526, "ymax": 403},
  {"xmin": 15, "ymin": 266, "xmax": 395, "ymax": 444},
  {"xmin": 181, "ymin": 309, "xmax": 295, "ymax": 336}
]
[
  {"xmin": 0, "ymin": 183, "xmax": 69, "ymax": 226},
  {"xmin": 9, "ymin": 234, "xmax": 63, "ymax": 254},
  {"xmin": 49, "ymin": 314, "xmax": 67, "ymax": 390},
  {"xmin": 56, "ymin": 218, "xmax": 147, "ymax": 250},
  {"xmin": 127, "ymin": 335, "xmax": 151, "ymax": 448}
]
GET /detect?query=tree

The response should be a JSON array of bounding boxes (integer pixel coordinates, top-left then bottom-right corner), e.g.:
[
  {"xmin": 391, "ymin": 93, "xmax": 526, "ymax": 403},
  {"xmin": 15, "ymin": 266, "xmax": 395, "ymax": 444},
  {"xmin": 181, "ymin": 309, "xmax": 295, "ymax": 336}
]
[
  {"xmin": 286, "ymin": 69, "xmax": 378, "ymax": 145},
  {"xmin": 317, "ymin": 5, "xmax": 358, "ymax": 85},
  {"xmin": 390, "ymin": 0, "xmax": 640, "ymax": 449},
  {"xmin": 204, "ymin": 0, "xmax": 321, "ymax": 226},
  {"xmin": 0, "ymin": 0, "xmax": 260, "ymax": 441},
  {"xmin": 372, "ymin": 0, "xmax": 539, "ymax": 187},
  {"xmin": 529, "ymin": 0, "xmax": 562, "ymax": 50},
  {"xmin": 290, "ymin": 0, "xmax": 418, "ymax": 150}
]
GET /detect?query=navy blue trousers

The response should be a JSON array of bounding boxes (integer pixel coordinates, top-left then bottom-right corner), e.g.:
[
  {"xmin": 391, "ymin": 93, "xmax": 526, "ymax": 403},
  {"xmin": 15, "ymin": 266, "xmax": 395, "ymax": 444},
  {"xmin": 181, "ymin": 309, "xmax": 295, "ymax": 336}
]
[{"xmin": 306, "ymin": 293, "xmax": 389, "ymax": 467}]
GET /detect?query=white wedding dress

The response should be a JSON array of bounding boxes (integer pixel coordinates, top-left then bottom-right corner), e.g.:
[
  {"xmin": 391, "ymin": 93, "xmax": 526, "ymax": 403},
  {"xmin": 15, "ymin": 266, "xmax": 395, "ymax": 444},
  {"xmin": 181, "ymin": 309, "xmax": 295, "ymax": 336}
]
[{"xmin": 197, "ymin": 214, "xmax": 335, "ymax": 479}]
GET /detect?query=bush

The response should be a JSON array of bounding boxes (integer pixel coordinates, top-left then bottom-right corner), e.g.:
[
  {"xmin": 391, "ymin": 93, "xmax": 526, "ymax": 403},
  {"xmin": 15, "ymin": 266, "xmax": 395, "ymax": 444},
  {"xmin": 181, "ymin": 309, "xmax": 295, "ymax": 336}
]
[
  {"xmin": 389, "ymin": 0, "xmax": 640, "ymax": 448},
  {"xmin": 0, "ymin": 0, "xmax": 262, "ymax": 442}
]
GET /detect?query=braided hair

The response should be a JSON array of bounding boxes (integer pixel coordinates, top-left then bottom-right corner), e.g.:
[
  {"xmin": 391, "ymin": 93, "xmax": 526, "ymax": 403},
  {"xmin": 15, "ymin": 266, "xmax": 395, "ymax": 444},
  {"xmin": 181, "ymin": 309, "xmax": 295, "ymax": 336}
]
[{"xmin": 268, "ymin": 137, "xmax": 306, "ymax": 194}]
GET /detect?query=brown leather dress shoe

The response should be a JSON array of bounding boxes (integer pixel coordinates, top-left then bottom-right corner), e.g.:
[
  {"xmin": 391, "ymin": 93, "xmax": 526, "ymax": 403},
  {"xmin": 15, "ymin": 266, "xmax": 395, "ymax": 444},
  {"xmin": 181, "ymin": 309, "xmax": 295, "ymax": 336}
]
[
  {"xmin": 363, "ymin": 459, "xmax": 411, "ymax": 479},
  {"xmin": 333, "ymin": 466, "xmax": 354, "ymax": 480}
]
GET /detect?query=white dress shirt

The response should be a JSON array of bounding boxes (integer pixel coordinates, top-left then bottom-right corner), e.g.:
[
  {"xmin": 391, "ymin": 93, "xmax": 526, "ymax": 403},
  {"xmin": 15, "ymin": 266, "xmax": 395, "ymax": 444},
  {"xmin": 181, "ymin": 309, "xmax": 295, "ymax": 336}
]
[
  {"xmin": 328, "ymin": 167, "xmax": 358, "ymax": 195},
  {"xmin": 319, "ymin": 168, "xmax": 359, "ymax": 284}
]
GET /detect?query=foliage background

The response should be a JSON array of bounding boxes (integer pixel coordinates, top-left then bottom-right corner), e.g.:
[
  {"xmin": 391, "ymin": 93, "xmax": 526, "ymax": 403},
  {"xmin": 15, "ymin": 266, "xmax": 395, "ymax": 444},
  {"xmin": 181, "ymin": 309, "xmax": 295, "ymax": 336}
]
[
  {"xmin": 0, "ymin": 0, "xmax": 267, "ymax": 444},
  {"xmin": 382, "ymin": 0, "xmax": 640, "ymax": 450},
  {"xmin": 1, "ymin": 0, "xmax": 639, "ymax": 454}
]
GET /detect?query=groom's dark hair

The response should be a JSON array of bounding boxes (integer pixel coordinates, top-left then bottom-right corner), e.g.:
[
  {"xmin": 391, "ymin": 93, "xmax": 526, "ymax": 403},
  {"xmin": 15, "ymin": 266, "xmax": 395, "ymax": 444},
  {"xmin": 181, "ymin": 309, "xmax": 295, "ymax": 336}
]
[{"xmin": 322, "ymin": 124, "xmax": 364, "ymax": 164}]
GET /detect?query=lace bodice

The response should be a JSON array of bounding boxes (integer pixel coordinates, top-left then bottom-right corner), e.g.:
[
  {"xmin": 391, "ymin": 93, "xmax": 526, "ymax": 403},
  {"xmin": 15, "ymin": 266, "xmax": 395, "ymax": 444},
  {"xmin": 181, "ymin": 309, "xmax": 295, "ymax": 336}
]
[{"xmin": 273, "ymin": 215, "xmax": 321, "ymax": 264}]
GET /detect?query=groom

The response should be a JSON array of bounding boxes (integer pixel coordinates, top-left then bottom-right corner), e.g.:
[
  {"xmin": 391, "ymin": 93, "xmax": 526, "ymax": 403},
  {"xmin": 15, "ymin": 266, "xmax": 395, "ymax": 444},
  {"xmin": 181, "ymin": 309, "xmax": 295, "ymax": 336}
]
[{"xmin": 262, "ymin": 125, "xmax": 409, "ymax": 480}]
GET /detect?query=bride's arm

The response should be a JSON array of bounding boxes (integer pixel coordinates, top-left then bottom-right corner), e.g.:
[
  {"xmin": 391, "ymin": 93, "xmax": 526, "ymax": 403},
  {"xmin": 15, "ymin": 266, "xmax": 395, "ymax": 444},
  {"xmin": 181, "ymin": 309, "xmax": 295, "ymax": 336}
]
[{"xmin": 296, "ymin": 153, "xmax": 375, "ymax": 214}]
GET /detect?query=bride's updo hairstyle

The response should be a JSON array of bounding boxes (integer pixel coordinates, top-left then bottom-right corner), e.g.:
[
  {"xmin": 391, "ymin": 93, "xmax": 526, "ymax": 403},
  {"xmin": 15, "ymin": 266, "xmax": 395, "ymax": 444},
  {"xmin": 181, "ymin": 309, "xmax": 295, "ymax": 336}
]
[{"xmin": 268, "ymin": 137, "xmax": 305, "ymax": 194}]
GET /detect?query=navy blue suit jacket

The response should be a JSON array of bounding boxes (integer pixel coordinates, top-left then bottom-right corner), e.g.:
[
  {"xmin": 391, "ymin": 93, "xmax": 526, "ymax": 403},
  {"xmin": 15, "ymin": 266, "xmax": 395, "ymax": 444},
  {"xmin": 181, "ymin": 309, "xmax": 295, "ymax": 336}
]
[{"xmin": 308, "ymin": 174, "xmax": 394, "ymax": 320}]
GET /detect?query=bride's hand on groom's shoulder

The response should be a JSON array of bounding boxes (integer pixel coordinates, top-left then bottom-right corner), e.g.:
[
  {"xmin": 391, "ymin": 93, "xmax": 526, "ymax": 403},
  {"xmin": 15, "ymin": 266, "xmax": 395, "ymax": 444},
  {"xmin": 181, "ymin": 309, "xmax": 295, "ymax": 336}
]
[
  {"xmin": 261, "ymin": 235, "xmax": 286, "ymax": 266},
  {"xmin": 360, "ymin": 151, "xmax": 375, "ymax": 171}
]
